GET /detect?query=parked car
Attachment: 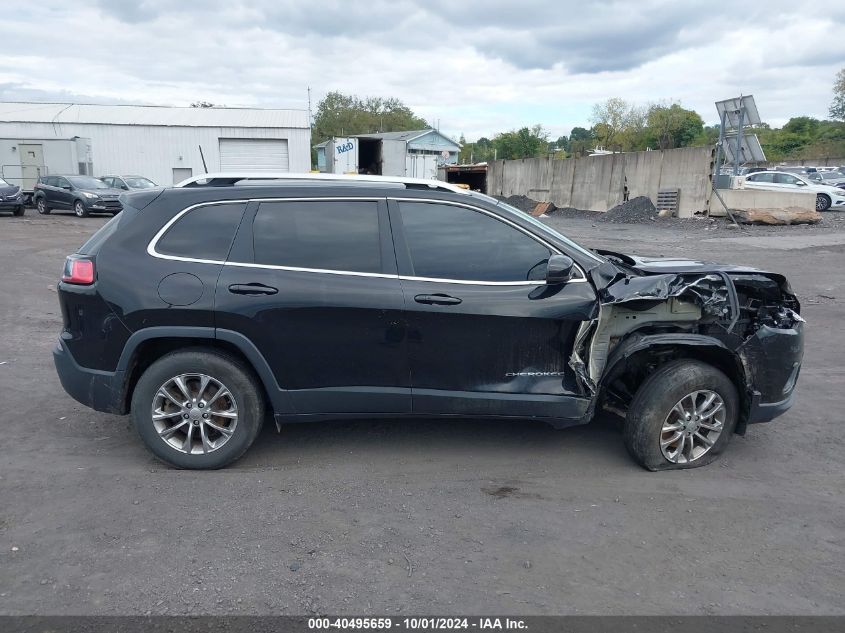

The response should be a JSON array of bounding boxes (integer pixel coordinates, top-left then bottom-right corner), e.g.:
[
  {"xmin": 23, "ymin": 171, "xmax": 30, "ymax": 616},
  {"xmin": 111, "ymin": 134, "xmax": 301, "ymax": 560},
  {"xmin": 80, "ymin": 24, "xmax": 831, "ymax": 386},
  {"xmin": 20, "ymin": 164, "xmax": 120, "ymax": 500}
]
[
  {"xmin": 53, "ymin": 173, "xmax": 805, "ymax": 471},
  {"xmin": 738, "ymin": 167, "xmax": 767, "ymax": 176},
  {"xmin": 0, "ymin": 177, "xmax": 25, "ymax": 216},
  {"xmin": 818, "ymin": 170, "xmax": 845, "ymax": 189},
  {"xmin": 744, "ymin": 170, "xmax": 845, "ymax": 211},
  {"xmin": 101, "ymin": 175, "xmax": 158, "ymax": 190},
  {"xmin": 33, "ymin": 175, "xmax": 124, "ymax": 217}
]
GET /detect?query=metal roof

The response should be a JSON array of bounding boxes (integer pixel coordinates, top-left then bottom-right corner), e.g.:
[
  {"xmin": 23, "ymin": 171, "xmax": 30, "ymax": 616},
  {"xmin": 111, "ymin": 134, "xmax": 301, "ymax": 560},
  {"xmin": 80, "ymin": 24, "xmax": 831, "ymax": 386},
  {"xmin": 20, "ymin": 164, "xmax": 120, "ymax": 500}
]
[
  {"xmin": 0, "ymin": 102, "xmax": 310, "ymax": 129},
  {"xmin": 354, "ymin": 129, "xmax": 461, "ymax": 147}
]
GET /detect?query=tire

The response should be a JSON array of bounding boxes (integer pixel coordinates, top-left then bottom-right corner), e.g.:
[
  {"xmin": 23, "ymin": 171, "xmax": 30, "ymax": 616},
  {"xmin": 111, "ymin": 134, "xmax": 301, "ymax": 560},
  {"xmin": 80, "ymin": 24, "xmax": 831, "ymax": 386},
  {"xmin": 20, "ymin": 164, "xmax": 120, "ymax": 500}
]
[
  {"xmin": 624, "ymin": 359, "xmax": 738, "ymax": 471},
  {"xmin": 74, "ymin": 200, "xmax": 89, "ymax": 217},
  {"xmin": 36, "ymin": 197, "xmax": 50, "ymax": 215},
  {"xmin": 130, "ymin": 348, "xmax": 265, "ymax": 469},
  {"xmin": 816, "ymin": 194, "xmax": 831, "ymax": 211},
  {"xmin": 13, "ymin": 205, "xmax": 25, "ymax": 216}
]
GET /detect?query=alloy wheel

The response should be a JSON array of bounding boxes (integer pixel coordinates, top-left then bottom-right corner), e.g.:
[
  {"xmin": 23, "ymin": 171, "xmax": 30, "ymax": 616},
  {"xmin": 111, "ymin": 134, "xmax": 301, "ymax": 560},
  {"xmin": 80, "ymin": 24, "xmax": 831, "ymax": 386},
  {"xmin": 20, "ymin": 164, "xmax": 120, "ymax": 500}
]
[
  {"xmin": 660, "ymin": 389, "xmax": 725, "ymax": 464},
  {"xmin": 151, "ymin": 373, "xmax": 239, "ymax": 455}
]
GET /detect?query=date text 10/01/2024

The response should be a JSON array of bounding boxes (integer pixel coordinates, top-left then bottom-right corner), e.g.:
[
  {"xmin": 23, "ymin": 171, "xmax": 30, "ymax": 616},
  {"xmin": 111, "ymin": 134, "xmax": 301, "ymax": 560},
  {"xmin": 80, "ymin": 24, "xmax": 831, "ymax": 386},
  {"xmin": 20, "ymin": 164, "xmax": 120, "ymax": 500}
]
[{"xmin": 308, "ymin": 618, "xmax": 528, "ymax": 630}]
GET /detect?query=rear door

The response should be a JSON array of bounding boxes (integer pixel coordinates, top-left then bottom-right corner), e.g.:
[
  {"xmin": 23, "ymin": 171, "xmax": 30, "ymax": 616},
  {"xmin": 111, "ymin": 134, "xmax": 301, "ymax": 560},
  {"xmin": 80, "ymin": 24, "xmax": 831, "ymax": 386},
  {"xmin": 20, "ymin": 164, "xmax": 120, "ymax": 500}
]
[
  {"xmin": 389, "ymin": 198, "xmax": 597, "ymax": 420},
  {"xmin": 214, "ymin": 196, "xmax": 410, "ymax": 416}
]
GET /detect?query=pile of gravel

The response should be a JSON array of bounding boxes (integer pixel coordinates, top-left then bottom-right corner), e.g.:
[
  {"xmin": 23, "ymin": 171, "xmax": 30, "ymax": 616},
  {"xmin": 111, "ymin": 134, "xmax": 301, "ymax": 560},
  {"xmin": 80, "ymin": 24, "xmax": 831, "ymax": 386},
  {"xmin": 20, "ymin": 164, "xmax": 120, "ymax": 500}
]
[
  {"xmin": 598, "ymin": 196, "xmax": 658, "ymax": 224},
  {"xmin": 498, "ymin": 194, "xmax": 540, "ymax": 213}
]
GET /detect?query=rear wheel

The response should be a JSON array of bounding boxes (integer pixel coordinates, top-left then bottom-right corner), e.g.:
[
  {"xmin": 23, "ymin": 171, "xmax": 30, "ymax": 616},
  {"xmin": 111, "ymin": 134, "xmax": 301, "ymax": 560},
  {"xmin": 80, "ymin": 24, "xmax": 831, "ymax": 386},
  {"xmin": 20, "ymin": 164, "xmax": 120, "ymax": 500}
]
[
  {"xmin": 36, "ymin": 197, "xmax": 50, "ymax": 214},
  {"xmin": 74, "ymin": 200, "xmax": 89, "ymax": 217},
  {"xmin": 816, "ymin": 194, "xmax": 831, "ymax": 211},
  {"xmin": 130, "ymin": 349, "xmax": 264, "ymax": 469},
  {"xmin": 624, "ymin": 360, "xmax": 739, "ymax": 471}
]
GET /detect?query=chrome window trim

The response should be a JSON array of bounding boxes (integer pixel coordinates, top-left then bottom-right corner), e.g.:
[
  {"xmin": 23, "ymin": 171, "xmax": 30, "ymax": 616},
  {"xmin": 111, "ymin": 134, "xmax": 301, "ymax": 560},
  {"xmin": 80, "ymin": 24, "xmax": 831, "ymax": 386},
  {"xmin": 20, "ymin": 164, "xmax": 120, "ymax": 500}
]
[{"xmin": 147, "ymin": 196, "xmax": 588, "ymax": 286}]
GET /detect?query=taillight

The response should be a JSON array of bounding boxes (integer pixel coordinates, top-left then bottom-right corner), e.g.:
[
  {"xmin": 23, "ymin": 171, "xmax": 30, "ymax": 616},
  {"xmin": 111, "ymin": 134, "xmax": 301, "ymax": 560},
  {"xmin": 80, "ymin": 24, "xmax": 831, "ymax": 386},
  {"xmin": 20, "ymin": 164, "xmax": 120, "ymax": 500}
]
[{"xmin": 62, "ymin": 257, "xmax": 95, "ymax": 285}]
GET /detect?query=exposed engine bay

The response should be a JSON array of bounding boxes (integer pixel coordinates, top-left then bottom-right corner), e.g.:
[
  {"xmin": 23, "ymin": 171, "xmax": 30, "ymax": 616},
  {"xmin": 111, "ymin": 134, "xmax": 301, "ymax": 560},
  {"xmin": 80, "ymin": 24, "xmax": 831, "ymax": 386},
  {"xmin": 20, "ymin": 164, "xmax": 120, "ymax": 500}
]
[{"xmin": 570, "ymin": 250, "xmax": 804, "ymax": 428}]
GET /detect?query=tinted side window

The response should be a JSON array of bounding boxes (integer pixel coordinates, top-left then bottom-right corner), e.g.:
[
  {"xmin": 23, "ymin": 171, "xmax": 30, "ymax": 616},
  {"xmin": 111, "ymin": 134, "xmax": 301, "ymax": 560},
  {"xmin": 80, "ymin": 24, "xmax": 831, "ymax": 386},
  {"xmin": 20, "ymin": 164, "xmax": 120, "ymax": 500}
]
[
  {"xmin": 398, "ymin": 202, "xmax": 550, "ymax": 282},
  {"xmin": 156, "ymin": 203, "xmax": 245, "ymax": 261},
  {"xmin": 749, "ymin": 173, "xmax": 774, "ymax": 183},
  {"xmin": 252, "ymin": 200, "xmax": 382, "ymax": 273},
  {"xmin": 775, "ymin": 173, "xmax": 799, "ymax": 185}
]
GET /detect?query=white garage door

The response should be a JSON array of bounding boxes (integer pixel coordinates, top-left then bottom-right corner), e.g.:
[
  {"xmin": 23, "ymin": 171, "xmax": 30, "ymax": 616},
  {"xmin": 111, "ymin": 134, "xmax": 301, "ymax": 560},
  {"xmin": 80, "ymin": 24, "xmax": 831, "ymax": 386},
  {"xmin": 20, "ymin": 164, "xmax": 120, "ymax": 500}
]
[{"xmin": 218, "ymin": 138, "xmax": 289, "ymax": 172}]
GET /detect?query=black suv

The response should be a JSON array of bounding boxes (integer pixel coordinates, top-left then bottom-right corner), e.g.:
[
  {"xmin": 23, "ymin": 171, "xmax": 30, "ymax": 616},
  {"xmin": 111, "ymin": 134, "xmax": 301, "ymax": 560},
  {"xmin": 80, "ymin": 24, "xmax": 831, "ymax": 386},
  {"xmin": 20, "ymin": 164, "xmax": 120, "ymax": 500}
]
[
  {"xmin": 0, "ymin": 177, "xmax": 25, "ymax": 215},
  {"xmin": 33, "ymin": 175, "xmax": 123, "ymax": 217},
  {"xmin": 53, "ymin": 175, "xmax": 805, "ymax": 470}
]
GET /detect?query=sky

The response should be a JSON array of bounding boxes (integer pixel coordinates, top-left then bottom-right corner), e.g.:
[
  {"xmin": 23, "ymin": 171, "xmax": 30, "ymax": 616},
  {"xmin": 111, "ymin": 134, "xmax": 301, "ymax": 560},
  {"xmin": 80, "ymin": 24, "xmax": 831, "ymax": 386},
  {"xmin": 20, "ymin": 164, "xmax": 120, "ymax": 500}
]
[{"xmin": 1, "ymin": 0, "xmax": 843, "ymax": 141}]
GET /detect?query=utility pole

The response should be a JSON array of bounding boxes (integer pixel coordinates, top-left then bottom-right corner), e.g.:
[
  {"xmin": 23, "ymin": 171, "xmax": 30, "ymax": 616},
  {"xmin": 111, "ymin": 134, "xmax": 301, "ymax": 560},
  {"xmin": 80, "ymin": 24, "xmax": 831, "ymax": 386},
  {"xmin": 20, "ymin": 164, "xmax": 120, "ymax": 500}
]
[{"xmin": 307, "ymin": 86, "xmax": 313, "ymax": 129}]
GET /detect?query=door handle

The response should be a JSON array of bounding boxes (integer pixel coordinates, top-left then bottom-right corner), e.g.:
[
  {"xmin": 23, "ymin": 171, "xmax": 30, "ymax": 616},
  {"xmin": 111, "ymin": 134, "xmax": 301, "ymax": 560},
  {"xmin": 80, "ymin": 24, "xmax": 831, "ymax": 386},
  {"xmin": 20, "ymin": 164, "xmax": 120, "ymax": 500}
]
[
  {"xmin": 228, "ymin": 283, "xmax": 278, "ymax": 296},
  {"xmin": 414, "ymin": 293, "xmax": 462, "ymax": 306}
]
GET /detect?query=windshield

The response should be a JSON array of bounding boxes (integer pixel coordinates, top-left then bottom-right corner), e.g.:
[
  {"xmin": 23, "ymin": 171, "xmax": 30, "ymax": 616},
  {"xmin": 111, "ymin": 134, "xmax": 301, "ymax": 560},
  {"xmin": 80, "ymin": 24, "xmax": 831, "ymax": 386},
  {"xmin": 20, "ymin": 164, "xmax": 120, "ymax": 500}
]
[
  {"xmin": 125, "ymin": 177, "xmax": 157, "ymax": 189},
  {"xmin": 466, "ymin": 190, "xmax": 604, "ymax": 263},
  {"xmin": 68, "ymin": 176, "xmax": 109, "ymax": 189}
]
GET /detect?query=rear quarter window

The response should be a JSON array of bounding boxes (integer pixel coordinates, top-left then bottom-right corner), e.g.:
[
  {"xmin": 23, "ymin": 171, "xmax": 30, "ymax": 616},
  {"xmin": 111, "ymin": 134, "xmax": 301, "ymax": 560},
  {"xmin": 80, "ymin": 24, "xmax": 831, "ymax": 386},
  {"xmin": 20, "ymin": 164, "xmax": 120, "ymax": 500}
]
[{"xmin": 154, "ymin": 203, "xmax": 246, "ymax": 262}]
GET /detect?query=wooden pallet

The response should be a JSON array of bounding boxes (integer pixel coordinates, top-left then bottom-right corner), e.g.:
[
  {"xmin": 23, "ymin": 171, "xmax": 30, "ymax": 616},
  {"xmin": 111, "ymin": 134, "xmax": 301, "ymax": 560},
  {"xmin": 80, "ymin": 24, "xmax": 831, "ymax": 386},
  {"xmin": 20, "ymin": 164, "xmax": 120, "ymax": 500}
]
[{"xmin": 656, "ymin": 188, "xmax": 680, "ymax": 216}]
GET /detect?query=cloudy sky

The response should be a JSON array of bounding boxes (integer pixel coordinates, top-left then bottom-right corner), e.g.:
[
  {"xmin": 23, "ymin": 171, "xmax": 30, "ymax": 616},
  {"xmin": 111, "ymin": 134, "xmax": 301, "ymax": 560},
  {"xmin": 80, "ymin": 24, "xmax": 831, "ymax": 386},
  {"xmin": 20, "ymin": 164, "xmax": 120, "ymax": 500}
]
[{"xmin": 1, "ymin": 0, "xmax": 843, "ymax": 140}]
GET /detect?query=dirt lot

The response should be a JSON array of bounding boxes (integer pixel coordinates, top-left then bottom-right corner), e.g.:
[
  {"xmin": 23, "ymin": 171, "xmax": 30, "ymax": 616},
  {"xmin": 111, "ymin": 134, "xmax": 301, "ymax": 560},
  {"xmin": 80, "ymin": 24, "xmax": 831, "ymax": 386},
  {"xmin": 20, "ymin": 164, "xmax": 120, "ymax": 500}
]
[{"xmin": 1, "ymin": 211, "xmax": 843, "ymax": 615}]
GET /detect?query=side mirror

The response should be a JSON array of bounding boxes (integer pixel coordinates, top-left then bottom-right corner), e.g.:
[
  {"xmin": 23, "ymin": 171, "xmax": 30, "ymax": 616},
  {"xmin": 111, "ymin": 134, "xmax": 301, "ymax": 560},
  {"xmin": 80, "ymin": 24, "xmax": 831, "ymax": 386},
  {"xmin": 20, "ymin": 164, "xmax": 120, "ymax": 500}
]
[
  {"xmin": 61, "ymin": 185, "xmax": 72, "ymax": 190},
  {"xmin": 546, "ymin": 254, "xmax": 574, "ymax": 285},
  {"xmin": 796, "ymin": 181, "xmax": 806, "ymax": 186}
]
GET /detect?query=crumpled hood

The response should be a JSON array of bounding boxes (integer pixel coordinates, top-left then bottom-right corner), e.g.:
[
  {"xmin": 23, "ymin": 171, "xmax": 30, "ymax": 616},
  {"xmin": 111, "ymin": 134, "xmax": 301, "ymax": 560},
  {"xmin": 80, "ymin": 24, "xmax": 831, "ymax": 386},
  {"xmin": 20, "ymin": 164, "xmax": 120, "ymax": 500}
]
[
  {"xmin": 0, "ymin": 184, "xmax": 21, "ymax": 197},
  {"xmin": 590, "ymin": 249, "xmax": 795, "ymax": 313},
  {"xmin": 596, "ymin": 249, "xmax": 765, "ymax": 275}
]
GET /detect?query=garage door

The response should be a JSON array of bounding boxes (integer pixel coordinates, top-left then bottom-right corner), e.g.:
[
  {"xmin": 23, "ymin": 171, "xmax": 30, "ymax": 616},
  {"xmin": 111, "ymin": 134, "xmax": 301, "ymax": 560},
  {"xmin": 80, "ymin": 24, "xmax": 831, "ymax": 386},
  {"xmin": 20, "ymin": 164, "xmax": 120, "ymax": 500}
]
[{"xmin": 218, "ymin": 138, "xmax": 289, "ymax": 172}]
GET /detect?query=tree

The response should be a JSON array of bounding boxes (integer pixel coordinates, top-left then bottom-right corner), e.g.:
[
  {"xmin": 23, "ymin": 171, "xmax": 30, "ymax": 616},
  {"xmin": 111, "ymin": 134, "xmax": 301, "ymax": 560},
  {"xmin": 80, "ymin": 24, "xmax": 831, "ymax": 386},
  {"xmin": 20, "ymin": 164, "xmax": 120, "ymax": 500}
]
[
  {"xmin": 312, "ymin": 91, "xmax": 428, "ymax": 145},
  {"xmin": 830, "ymin": 68, "xmax": 845, "ymax": 121},
  {"xmin": 191, "ymin": 101, "xmax": 215, "ymax": 108},
  {"xmin": 492, "ymin": 125, "xmax": 549, "ymax": 160},
  {"xmin": 567, "ymin": 126, "xmax": 594, "ymax": 157},
  {"xmin": 551, "ymin": 135, "xmax": 570, "ymax": 154},
  {"xmin": 645, "ymin": 103, "xmax": 704, "ymax": 150},
  {"xmin": 590, "ymin": 98, "xmax": 642, "ymax": 150}
]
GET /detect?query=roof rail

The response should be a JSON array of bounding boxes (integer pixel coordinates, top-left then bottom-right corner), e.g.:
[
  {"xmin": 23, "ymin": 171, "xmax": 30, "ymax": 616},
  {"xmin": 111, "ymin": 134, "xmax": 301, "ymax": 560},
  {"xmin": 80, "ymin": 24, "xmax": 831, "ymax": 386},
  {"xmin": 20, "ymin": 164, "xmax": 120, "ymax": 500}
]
[{"xmin": 173, "ymin": 172, "xmax": 468, "ymax": 194}]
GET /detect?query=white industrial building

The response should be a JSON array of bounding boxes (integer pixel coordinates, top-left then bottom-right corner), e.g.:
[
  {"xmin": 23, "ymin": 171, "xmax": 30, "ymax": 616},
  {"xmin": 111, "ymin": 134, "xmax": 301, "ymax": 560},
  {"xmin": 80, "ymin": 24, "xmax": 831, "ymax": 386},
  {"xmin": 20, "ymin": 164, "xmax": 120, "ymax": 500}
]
[{"xmin": 0, "ymin": 102, "xmax": 311, "ymax": 190}]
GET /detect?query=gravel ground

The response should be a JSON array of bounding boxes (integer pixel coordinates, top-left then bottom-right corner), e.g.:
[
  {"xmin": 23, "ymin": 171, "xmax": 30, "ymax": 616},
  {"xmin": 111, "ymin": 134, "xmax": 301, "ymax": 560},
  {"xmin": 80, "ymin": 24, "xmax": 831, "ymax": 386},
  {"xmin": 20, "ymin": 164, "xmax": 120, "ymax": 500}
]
[{"xmin": 0, "ymin": 211, "xmax": 844, "ymax": 616}]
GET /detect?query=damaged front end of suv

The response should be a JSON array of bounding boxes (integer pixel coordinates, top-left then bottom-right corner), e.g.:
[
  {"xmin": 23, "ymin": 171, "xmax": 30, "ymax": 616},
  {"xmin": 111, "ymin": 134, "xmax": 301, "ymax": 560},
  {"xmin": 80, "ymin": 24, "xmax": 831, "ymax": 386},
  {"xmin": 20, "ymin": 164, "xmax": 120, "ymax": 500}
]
[{"xmin": 570, "ymin": 250, "xmax": 804, "ymax": 469}]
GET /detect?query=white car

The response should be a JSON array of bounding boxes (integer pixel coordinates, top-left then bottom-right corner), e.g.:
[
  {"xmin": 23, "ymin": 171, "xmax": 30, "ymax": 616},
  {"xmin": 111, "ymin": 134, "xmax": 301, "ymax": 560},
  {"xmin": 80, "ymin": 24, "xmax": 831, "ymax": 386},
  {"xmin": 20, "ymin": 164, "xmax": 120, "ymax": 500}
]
[{"xmin": 743, "ymin": 170, "xmax": 845, "ymax": 211}]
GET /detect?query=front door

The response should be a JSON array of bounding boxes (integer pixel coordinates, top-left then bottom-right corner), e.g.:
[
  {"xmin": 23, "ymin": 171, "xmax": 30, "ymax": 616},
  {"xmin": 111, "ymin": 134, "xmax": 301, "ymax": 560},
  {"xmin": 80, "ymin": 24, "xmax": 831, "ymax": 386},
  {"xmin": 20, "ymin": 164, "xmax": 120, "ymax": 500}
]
[
  {"xmin": 214, "ymin": 197, "xmax": 411, "ymax": 415},
  {"xmin": 53, "ymin": 176, "xmax": 74, "ymax": 209},
  {"xmin": 389, "ymin": 199, "xmax": 597, "ymax": 420}
]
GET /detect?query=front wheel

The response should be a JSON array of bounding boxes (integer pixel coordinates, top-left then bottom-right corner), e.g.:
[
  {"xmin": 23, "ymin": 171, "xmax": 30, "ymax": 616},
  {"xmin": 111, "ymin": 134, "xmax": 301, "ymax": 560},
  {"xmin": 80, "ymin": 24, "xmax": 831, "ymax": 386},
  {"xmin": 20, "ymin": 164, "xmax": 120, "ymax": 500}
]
[
  {"xmin": 816, "ymin": 194, "xmax": 831, "ymax": 211},
  {"xmin": 74, "ymin": 200, "xmax": 89, "ymax": 217},
  {"xmin": 36, "ymin": 197, "xmax": 50, "ymax": 214},
  {"xmin": 130, "ymin": 349, "xmax": 264, "ymax": 469},
  {"xmin": 13, "ymin": 205, "xmax": 25, "ymax": 216},
  {"xmin": 624, "ymin": 360, "xmax": 738, "ymax": 471}
]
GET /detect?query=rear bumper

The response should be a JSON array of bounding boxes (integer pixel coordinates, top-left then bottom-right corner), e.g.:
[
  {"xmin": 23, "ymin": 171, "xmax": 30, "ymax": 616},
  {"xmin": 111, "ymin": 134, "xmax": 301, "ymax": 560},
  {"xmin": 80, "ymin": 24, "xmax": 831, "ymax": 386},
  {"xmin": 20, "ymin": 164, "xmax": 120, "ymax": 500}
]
[{"xmin": 53, "ymin": 337, "xmax": 127, "ymax": 414}]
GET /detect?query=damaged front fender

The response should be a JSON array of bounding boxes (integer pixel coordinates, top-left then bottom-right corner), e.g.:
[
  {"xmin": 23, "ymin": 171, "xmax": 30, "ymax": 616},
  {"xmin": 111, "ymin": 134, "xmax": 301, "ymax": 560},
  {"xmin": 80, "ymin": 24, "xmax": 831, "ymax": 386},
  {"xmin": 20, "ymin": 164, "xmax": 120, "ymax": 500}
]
[{"xmin": 570, "ymin": 253, "xmax": 804, "ymax": 427}]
